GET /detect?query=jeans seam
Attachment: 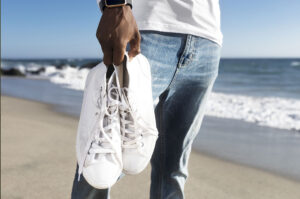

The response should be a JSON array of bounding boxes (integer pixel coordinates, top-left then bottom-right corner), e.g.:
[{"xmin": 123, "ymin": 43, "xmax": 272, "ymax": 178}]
[
  {"xmin": 164, "ymin": 37, "xmax": 190, "ymax": 90},
  {"xmin": 158, "ymin": 94, "xmax": 165, "ymax": 199},
  {"xmin": 178, "ymin": 35, "xmax": 192, "ymax": 68},
  {"xmin": 156, "ymin": 68, "xmax": 180, "ymax": 199}
]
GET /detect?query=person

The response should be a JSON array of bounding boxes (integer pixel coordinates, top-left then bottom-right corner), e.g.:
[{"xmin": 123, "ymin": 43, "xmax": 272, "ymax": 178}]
[{"xmin": 71, "ymin": 0, "xmax": 222, "ymax": 198}]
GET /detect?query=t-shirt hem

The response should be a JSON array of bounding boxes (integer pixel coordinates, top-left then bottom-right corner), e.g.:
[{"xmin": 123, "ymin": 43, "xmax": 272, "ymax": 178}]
[{"xmin": 137, "ymin": 22, "xmax": 223, "ymax": 47}]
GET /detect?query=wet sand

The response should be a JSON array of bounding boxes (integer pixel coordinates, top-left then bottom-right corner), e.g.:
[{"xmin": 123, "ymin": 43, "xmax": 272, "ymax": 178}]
[{"xmin": 1, "ymin": 96, "xmax": 300, "ymax": 199}]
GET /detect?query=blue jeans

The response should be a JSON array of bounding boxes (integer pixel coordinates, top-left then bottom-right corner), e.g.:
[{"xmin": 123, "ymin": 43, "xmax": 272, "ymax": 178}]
[{"xmin": 71, "ymin": 31, "xmax": 221, "ymax": 199}]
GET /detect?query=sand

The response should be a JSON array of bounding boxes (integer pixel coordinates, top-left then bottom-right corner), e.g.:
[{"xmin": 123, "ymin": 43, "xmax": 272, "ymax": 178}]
[{"xmin": 1, "ymin": 96, "xmax": 300, "ymax": 199}]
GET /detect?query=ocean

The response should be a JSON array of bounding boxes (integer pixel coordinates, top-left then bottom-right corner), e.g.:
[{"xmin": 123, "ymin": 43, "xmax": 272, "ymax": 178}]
[{"xmin": 2, "ymin": 58, "xmax": 300, "ymax": 131}]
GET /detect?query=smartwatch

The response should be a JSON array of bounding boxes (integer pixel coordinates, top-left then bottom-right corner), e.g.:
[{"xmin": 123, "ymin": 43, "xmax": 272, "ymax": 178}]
[{"xmin": 99, "ymin": 0, "xmax": 133, "ymax": 12}]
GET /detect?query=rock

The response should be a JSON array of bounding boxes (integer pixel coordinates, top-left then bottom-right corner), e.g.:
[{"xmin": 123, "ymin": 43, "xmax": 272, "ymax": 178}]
[
  {"xmin": 55, "ymin": 64, "xmax": 67, "ymax": 70},
  {"xmin": 55, "ymin": 63, "xmax": 77, "ymax": 69},
  {"xmin": 0, "ymin": 68, "xmax": 25, "ymax": 77},
  {"xmin": 79, "ymin": 61, "xmax": 100, "ymax": 70},
  {"xmin": 26, "ymin": 67, "xmax": 45, "ymax": 75}
]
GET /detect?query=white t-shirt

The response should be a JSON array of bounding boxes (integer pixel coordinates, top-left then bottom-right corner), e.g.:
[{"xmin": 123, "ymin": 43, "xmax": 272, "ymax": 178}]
[{"xmin": 97, "ymin": 0, "xmax": 223, "ymax": 46}]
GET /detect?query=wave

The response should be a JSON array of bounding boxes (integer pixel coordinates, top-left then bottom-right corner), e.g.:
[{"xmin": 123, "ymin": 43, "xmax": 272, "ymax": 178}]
[
  {"xmin": 207, "ymin": 93, "xmax": 300, "ymax": 131},
  {"xmin": 47, "ymin": 66, "xmax": 89, "ymax": 90},
  {"xmin": 291, "ymin": 61, "xmax": 300, "ymax": 66},
  {"xmin": 1, "ymin": 64, "xmax": 90, "ymax": 90},
  {"xmin": 25, "ymin": 65, "xmax": 90, "ymax": 90}
]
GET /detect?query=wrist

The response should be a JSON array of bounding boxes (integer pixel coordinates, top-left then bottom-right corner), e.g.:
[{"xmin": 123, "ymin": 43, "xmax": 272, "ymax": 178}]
[{"xmin": 100, "ymin": 0, "xmax": 132, "ymax": 12}]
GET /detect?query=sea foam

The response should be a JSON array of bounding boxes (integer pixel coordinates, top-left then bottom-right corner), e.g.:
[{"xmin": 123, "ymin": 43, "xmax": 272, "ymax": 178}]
[
  {"xmin": 47, "ymin": 66, "xmax": 90, "ymax": 90},
  {"xmin": 207, "ymin": 92, "xmax": 300, "ymax": 131},
  {"xmin": 291, "ymin": 61, "xmax": 300, "ymax": 66}
]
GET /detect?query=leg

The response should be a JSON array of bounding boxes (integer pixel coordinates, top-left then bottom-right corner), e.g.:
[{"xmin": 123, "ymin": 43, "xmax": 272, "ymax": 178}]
[{"xmin": 150, "ymin": 35, "xmax": 221, "ymax": 199}]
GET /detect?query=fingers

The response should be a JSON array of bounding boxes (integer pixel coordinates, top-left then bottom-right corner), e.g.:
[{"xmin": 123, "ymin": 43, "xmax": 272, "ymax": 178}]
[
  {"xmin": 97, "ymin": 22, "xmax": 113, "ymax": 66},
  {"xmin": 101, "ymin": 41, "xmax": 126, "ymax": 66},
  {"xmin": 113, "ymin": 43, "xmax": 126, "ymax": 66},
  {"xmin": 100, "ymin": 32, "xmax": 140, "ymax": 66},
  {"xmin": 128, "ymin": 32, "xmax": 141, "ymax": 60},
  {"xmin": 102, "ymin": 46, "xmax": 113, "ymax": 66}
]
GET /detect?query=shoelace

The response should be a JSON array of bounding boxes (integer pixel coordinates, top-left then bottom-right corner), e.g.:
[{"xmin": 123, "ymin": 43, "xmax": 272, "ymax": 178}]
[
  {"xmin": 119, "ymin": 88, "xmax": 157, "ymax": 149},
  {"xmin": 86, "ymin": 86, "xmax": 121, "ymax": 164}
]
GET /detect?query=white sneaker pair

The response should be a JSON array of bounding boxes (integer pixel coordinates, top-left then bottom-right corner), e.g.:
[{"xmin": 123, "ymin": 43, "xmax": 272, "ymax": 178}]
[{"xmin": 76, "ymin": 54, "xmax": 158, "ymax": 189}]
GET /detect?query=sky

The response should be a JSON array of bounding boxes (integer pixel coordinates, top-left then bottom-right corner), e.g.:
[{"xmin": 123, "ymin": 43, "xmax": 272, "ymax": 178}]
[{"xmin": 1, "ymin": 0, "xmax": 300, "ymax": 58}]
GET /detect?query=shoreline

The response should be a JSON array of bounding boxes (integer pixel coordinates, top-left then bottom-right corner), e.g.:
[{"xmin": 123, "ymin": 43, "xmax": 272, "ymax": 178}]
[
  {"xmin": 2, "ymin": 95, "xmax": 300, "ymax": 198},
  {"xmin": 2, "ymin": 75, "xmax": 300, "ymax": 132},
  {"xmin": 197, "ymin": 149, "xmax": 300, "ymax": 183}
]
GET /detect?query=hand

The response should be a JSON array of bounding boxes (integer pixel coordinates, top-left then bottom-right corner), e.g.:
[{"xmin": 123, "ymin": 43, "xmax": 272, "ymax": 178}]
[{"xmin": 96, "ymin": 6, "xmax": 141, "ymax": 66}]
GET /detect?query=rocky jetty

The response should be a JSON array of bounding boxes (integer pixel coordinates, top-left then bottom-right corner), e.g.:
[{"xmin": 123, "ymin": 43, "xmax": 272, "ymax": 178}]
[{"xmin": 1, "ymin": 68, "xmax": 25, "ymax": 77}]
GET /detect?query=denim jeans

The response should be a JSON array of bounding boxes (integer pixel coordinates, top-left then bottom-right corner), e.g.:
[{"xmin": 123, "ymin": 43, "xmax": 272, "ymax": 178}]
[{"xmin": 71, "ymin": 31, "xmax": 221, "ymax": 199}]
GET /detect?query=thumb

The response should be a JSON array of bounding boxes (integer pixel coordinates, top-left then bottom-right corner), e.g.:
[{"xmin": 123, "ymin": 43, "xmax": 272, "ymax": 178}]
[{"xmin": 128, "ymin": 33, "xmax": 141, "ymax": 61}]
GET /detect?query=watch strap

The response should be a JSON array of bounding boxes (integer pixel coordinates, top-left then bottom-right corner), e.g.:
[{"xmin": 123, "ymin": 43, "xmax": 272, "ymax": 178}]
[{"xmin": 99, "ymin": 0, "xmax": 133, "ymax": 12}]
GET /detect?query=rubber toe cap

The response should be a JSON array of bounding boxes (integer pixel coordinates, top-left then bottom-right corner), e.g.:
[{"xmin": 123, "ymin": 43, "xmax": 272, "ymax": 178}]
[{"xmin": 83, "ymin": 162, "xmax": 121, "ymax": 189}]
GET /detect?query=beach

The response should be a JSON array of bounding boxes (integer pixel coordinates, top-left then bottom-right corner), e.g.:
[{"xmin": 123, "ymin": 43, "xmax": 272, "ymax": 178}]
[
  {"xmin": 2, "ymin": 0, "xmax": 300, "ymax": 197},
  {"xmin": 2, "ymin": 95, "xmax": 300, "ymax": 199}
]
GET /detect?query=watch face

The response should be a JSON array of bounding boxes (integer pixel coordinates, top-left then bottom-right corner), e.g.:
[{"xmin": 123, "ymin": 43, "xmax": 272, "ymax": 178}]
[{"xmin": 106, "ymin": 0, "xmax": 126, "ymax": 6}]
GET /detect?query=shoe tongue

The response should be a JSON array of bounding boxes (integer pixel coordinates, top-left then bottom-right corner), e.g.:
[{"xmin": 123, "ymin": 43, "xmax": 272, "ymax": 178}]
[
  {"xmin": 106, "ymin": 65, "xmax": 114, "ymax": 80},
  {"xmin": 115, "ymin": 64, "xmax": 124, "ymax": 88},
  {"xmin": 123, "ymin": 58, "xmax": 130, "ymax": 89},
  {"xmin": 107, "ymin": 71, "xmax": 116, "ymax": 88}
]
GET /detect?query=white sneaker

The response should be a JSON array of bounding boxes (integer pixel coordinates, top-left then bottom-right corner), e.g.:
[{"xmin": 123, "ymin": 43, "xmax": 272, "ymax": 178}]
[
  {"xmin": 81, "ymin": 67, "xmax": 122, "ymax": 189},
  {"xmin": 117, "ymin": 54, "xmax": 159, "ymax": 175}
]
